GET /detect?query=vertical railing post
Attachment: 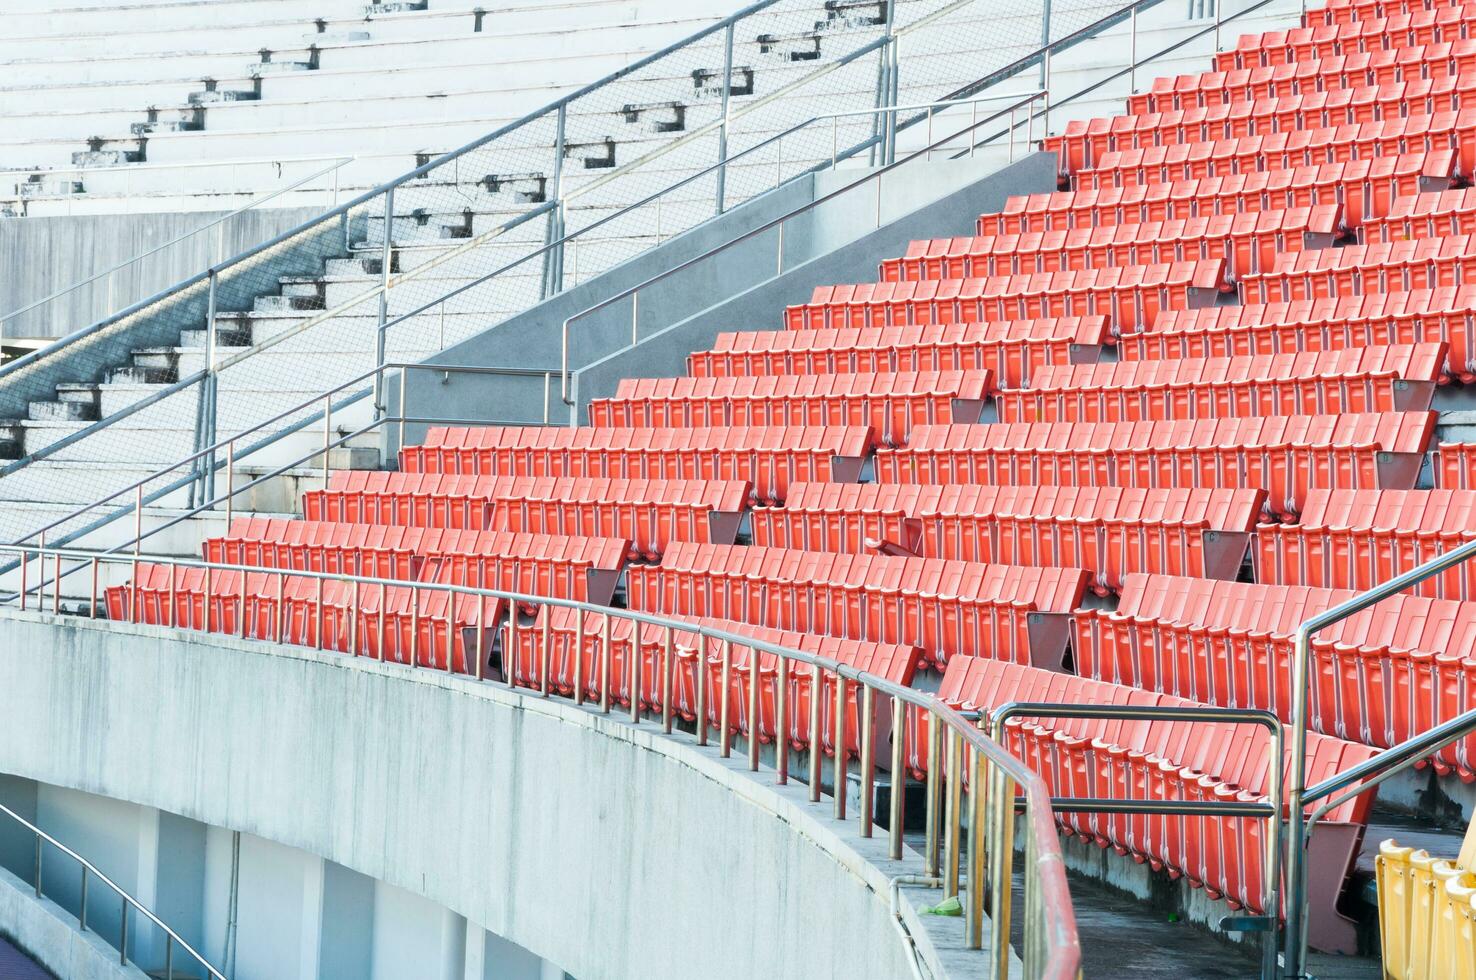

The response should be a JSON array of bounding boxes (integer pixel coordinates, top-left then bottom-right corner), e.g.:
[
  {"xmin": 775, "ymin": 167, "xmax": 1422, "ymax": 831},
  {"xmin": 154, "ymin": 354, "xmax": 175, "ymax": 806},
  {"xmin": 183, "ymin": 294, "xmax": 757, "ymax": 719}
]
[
  {"xmin": 834, "ymin": 674, "xmax": 848, "ymax": 820},
  {"xmin": 397, "ymin": 366, "xmax": 408, "ymax": 460},
  {"xmin": 573, "ymin": 606, "xmax": 585, "ymax": 706},
  {"xmin": 629, "ymin": 615, "xmax": 641, "ymax": 723},
  {"xmin": 1043, "ymin": 47, "xmax": 1053, "ymax": 138},
  {"xmin": 1040, "ymin": 0, "xmax": 1052, "ymax": 86},
  {"xmin": 36, "ymin": 531, "xmax": 46, "ymax": 612},
  {"xmin": 747, "ymin": 643, "xmax": 761, "ymax": 770},
  {"xmin": 719, "ymin": 639, "xmax": 733, "ymax": 757},
  {"xmin": 775, "ymin": 656, "xmax": 789, "ymax": 783},
  {"xmin": 196, "ymin": 268, "xmax": 220, "ymax": 505},
  {"xmin": 223, "ymin": 441, "xmax": 235, "ymax": 529},
  {"xmin": 1283, "ymin": 626, "xmax": 1314, "ymax": 979},
  {"xmin": 1129, "ymin": 5, "xmax": 1138, "ymax": 92},
  {"xmin": 944, "ymin": 728, "xmax": 962, "ymax": 898},
  {"xmin": 858, "ymin": 686, "xmax": 875, "ymax": 836},
  {"xmin": 989, "ymin": 766, "xmax": 1017, "ymax": 978},
  {"xmin": 131, "ymin": 486, "xmax": 143, "ymax": 618},
  {"xmin": 542, "ymin": 103, "xmax": 568, "ymax": 299},
  {"xmin": 541, "ymin": 610, "xmax": 553, "ymax": 696},
  {"xmin": 600, "ymin": 612, "xmax": 613, "ymax": 713},
  {"xmin": 661, "ymin": 625, "xmax": 674, "ymax": 733},
  {"xmin": 372, "ymin": 185, "xmax": 395, "ymax": 414},
  {"xmin": 715, "ymin": 22, "xmax": 735, "ymax": 215},
  {"xmin": 871, "ymin": 0, "xmax": 899, "ymax": 165},
  {"xmin": 886, "ymin": 34, "xmax": 901, "ymax": 164},
  {"xmin": 889, "ymin": 697, "xmax": 905, "ymax": 860},
  {"xmin": 924, "ymin": 711, "xmax": 941, "ymax": 876},
  {"xmin": 444, "ymin": 587, "xmax": 455, "ymax": 674},
  {"xmin": 321, "ymin": 394, "xmax": 333, "ymax": 488},
  {"xmin": 808, "ymin": 662, "xmax": 823, "ymax": 802}
]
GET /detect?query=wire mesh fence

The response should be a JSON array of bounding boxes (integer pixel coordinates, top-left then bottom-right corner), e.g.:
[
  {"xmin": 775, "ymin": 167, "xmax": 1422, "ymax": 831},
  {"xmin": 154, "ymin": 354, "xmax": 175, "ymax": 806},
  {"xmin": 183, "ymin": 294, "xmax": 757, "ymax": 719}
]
[{"xmin": 0, "ymin": 0, "xmax": 1185, "ymax": 552}]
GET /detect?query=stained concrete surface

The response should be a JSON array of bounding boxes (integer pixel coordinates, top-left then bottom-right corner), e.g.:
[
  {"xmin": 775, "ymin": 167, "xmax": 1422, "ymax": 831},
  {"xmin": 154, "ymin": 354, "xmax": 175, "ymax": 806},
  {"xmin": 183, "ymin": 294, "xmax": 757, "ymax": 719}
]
[
  {"xmin": 0, "ymin": 936, "xmax": 50, "ymax": 980},
  {"xmin": 1012, "ymin": 870, "xmax": 1383, "ymax": 979}
]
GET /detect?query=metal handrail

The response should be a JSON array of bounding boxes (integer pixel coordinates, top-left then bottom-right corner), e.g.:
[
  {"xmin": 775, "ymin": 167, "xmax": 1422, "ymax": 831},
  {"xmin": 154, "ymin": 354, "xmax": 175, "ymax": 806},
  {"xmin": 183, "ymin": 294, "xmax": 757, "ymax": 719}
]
[
  {"xmin": 1282, "ymin": 534, "xmax": 1476, "ymax": 979},
  {"xmin": 0, "ymin": 800, "xmax": 225, "ymax": 980},
  {"xmin": 5, "ymin": 84, "xmax": 1033, "ymax": 557},
  {"xmin": 557, "ymin": 89, "xmax": 1045, "ymax": 405},
  {"xmin": 7, "ymin": 361, "xmax": 545, "ymax": 560},
  {"xmin": 0, "ymin": 199, "xmax": 554, "ymax": 488},
  {"xmin": 0, "ymin": 0, "xmax": 786, "ymax": 387},
  {"xmin": 373, "ymin": 89, "xmax": 1038, "ymax": 358},
  {"xmin": 0, "ymin": 0, "xmax": 1008, "ymax": 524},
  {"xmin": 992, "ymin": 702, "xmax": 1285, "ymax": 979},
  {"xmin": 3, "ymin": 541, "xmax": 1083, "ymax": 980},
  {"xmin": 897, "ymin": 0, "xmax": 1277, "ymax": 167},
  {"xmin": 558, "ymin": 0, "xmax": 980, "ymax": 207},
  {"xmin": 0, "ymin": 153, "xmax": 359, "ymax": 183},
  {"xmin": 0, "ymin": 156, "xmax": 354, "ymax": 345}
]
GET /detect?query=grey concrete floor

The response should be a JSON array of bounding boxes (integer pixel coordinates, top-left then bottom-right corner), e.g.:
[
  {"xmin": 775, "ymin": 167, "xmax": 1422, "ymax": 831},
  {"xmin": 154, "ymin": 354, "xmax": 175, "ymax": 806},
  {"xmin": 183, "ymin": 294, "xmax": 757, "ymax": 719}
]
[
  {"xmin": 0, "ymin": 936, "xmax": 49, "ymax": 980},
  {"xmin": 1019, "ymin": 871, "xmax": 1383, "ymax": 979}
]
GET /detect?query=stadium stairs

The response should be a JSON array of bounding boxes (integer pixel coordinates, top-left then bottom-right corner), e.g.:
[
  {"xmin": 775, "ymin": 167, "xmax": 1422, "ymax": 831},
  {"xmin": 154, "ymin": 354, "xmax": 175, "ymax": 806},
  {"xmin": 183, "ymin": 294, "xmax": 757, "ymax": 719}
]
[{"xmin": 0, "ymin": 0, "xmax": 1133, "ymax": 559}]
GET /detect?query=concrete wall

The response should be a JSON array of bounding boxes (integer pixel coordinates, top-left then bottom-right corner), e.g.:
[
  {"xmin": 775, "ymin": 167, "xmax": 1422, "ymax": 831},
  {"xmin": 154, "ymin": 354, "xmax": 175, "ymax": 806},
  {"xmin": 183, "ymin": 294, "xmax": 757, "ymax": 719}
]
[
  {"xmin": 0, "ymin": 610, "xmax": 964, "ymax": 980},
  {"xmin": 0, "ymin": 206, "xmax": 324, "ymax": 340},
  {"xmin": 0, "ymin": 776, "xmax": 570, "ymax": 980}
]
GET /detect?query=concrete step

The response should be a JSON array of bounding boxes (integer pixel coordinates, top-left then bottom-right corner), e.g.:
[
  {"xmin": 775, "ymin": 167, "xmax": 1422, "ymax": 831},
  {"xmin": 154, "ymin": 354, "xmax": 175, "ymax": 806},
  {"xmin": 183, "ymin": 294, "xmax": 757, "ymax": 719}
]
[
  {"xmin": 0, "ymin": 456, "xmax": 374, "ymax": 510},
  {"xmin": 251, "ymin": 294, "xmax": 326, "ymax": 314},
  {"xmin": 28, "ymin": 398, "xmax": 96, "ymax": 423},
  {"xmin": 174, "ymin": 326, "xmax": 254, "ymax": 350},
  {"xmin": 9, "ymin": 414, "xmax": 380, "ymax": 468}
]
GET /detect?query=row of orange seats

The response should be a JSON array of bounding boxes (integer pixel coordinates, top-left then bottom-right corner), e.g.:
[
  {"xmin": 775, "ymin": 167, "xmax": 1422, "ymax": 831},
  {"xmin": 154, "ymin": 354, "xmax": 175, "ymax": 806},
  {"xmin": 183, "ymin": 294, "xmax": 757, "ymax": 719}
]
[
  {"xmin": 502, "ymin": 608, "xmax": 918, "ymax": 757},
  {"xmin": 304, "ymin": 474, "xmax": 748, "ymax": 558},
  {"xmin": 1079, "ymin": 117, "xmax": 1472, "ymax": 189},
  {"xmin": 1129, "ymin": 44, "xmax": 1476, "ymax": 114},
  {"xmin": 625, "ymin": 542, "xmax": 1089, "ymax": 668},
  {"xmin": 981, "ymin": 151, "xmax": 1454, "ymax": 233},
  {"xmin": 1121, "ymin": 287, "xmax": 1476, "ymax": 382},
  {"xmin": 1075, "ymin": 573, "xmax": 1476, "ymax": 779},
  {"xmin": 585, "ymin": 370, "xmax": 994, "ymax": 442},
  {"xmin": 1310, "ymin": 0, "xmax": 1465, "ymax": 29},
  {"xmin": 106, "ymin": 564, "xmax": 501, "ymax": 673},
  {"xmin": 916, "ymin": 657, "xmax": 1376, "ymax": 927},
  {"xmin": 880, "ymin": 205, "xmax": 1344, "ymax": 281}
]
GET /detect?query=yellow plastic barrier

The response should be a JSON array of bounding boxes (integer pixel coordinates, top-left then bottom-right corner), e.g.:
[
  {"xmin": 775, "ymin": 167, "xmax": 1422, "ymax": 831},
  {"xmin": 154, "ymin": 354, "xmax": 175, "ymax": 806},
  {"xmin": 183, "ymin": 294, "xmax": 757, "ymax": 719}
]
[
  {"xmin": 1378, "ymin": 841, "xmax": 1421, "ymax": 979},
  {"xmin": 1377, "ymin": 827, "xmax": 1476, "ymax": 979},
  {"xmin": 1442, "ymin": 871, "xmax": 1476, "ymax": 980}
]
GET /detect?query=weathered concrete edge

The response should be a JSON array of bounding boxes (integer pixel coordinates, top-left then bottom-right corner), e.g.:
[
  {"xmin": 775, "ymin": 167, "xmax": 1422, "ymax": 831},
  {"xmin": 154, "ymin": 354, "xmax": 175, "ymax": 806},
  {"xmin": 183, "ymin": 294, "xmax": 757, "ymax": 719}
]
[
  {"xmin": 0, "ymin": 863, "xmax": 145, "ymax": 980},
  {"xmin": 0, "ymin": 610, "xmax": 990, "ymax": 980}
]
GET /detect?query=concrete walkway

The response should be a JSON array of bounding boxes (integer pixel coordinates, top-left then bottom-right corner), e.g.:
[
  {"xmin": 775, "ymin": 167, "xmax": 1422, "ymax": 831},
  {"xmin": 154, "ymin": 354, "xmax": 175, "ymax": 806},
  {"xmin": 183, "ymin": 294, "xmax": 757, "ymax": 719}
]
[{"xmin": 0, "ymin": 936, "xmax": 49, "ymax": 980}]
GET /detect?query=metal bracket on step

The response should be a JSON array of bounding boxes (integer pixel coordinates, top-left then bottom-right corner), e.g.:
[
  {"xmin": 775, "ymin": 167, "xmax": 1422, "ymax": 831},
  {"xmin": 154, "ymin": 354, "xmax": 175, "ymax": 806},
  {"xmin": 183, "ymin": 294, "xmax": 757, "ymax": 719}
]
[{"xmin": 1219, "ymin": 915, "xmax": 1274, "ymax": 933}]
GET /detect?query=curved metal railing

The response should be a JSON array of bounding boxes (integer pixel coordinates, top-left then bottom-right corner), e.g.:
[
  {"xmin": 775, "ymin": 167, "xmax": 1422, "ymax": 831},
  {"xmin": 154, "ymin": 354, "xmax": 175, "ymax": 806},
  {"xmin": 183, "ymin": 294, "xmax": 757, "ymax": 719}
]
[
  {"xmin": 1, "ymin": 541, "xmax": 1082, "ymax": 980},
  {"xmin": 0, "ymin": 800, "xmax": 225, "ymax": 980},
  {"xmin": 1282, "ymin": 536, "xmax": 1476, "ymax": 979}
]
